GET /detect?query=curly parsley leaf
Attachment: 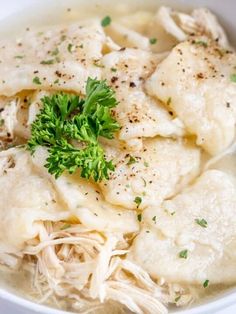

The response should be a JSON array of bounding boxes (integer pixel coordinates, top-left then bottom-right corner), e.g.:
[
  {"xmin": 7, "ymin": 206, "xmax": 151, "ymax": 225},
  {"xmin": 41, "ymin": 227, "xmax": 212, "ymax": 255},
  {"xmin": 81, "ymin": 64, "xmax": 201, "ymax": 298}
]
[{"xmin": 27, "ymin": 78, "xmax": 119, "ymax": 182}]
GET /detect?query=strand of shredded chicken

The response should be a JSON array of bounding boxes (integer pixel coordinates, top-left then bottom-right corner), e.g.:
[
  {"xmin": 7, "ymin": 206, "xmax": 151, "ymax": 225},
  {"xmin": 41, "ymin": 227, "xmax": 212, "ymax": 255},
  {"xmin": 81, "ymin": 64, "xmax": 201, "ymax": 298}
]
[{"xmin": 18, "ymin": 221, "xmax": 197, "ymax": 314}]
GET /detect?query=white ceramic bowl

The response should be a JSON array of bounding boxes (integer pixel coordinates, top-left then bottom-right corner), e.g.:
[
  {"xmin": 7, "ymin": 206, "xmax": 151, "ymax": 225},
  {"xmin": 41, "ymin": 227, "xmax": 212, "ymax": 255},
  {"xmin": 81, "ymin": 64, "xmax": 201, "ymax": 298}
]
[{"xmin": 0, "ymin": 0, "xmax": 235, "ymax": 313}]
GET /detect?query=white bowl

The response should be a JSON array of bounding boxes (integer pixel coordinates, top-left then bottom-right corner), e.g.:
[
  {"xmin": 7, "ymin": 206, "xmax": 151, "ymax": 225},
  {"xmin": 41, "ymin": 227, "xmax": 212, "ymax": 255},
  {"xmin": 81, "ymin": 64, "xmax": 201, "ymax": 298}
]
[{"xmin": 0, "ymin": 0, "xmax": 235, "ymax": 313}]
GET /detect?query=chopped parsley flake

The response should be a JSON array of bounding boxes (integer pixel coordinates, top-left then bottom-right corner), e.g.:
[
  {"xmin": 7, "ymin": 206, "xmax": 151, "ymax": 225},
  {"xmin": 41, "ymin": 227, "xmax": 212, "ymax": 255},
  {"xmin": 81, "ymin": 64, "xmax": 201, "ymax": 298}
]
[
  {"xmin": 67, "ymin": 43, "xmax": 73, "ymax": 53},
  {"xmin": 40, "ymin": 59, "xmax": 54, "ymax": 65},
  {"xmin": 149, "ymin": 38, "xmax": 157, "ymax": 45},
  {"xmin": 32, "ymin": 76, "xmax": 41, "ymax": 85},
  {"xmin": 195, "ymin": 218, "xmax": 208, "ymax": 228},
  {"xmin": 144, "ymin": 161, "xmax": 149, "ymax": 167},
  {"xmin": 134, "ymin": 196, "xmax": 142, "ymax": 208},
  {"xmin": 230, "ymin": 74, "xmax": 236, "ymax": 83},
  {"xmin": 111, "ymin": 67, "xmax": 117, "ymax": 72},
  {"xmin": 54, "ymin": 79, "xmax": 59, "ymax": 84},
  {"xmin": 137, "ymin": 213, "xmax": 142, "ymax": 222},
  {"xmin": 175, "ymin": 295, "xmax": 181, "ymax": 302},
  {"xmin": 127, "ymin": 156, "xmax": 136, "ymax": 165},
  {"xmin": 203, "ymin": 279, "xmax": 209, "ymax": 288},
  {"xmin": 79, "ymin": 44, "xmax": 84, "ymax": 48},
  {"xmin": 179, "ymin": 249, "xmax": 188, "ymax": 259},
  {"xmin": 14, "ymin": 55, "xmax": 25, "ymax": 59},
  {"xmin": 195, "ymin": 40, "xmax": 208, "ymax": 48},
  {"xmin": 101, "ymin": 16, "xmax": 111, "ymax": 27},
  {"xmin": 0, "ymin": 119, "xmax": 4, "ymax": 127},
  {"xmin": 171, "ymin": 211, "xmax": 176, "ymax": 216}
]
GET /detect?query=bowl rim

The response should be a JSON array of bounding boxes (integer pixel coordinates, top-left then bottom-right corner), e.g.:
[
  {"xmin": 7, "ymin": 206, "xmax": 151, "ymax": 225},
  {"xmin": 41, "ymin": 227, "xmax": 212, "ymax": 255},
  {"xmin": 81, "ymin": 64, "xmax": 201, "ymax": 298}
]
[{"xmin": 1, "ymin": 287, "xmax": 236, "ymax": 314}]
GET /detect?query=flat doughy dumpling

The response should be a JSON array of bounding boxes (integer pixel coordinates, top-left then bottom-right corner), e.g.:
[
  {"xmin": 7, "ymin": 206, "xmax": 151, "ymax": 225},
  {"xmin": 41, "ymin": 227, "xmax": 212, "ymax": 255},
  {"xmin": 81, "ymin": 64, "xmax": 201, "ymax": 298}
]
[
  {"xmin": 99, "ymin": 137, "xmax": 200, "ymax": 210},
  {"xmin": 129, "ymin": 170, "xmax": 236, "ymax": 285},
  {"xmin": 0, "ymin": 146, "xmax": 139, "ymax": 255},
  {"xmin": 0, "ymin": 149, "xmax": 69, "ymax": 252},
  {"xmin": 0, "ymin": 20, "xmax": 106, "ymax": 96},
  {"xmin": 146, "ymin": 40, "xmax": 236, "ymax": 155},
  {"xmin": 102, "ymin": 48, "xmax": 185, "ymax": 149},
  {"xmin": 32, "ymin": 147, "xmax": 139, "ymax": 234}
]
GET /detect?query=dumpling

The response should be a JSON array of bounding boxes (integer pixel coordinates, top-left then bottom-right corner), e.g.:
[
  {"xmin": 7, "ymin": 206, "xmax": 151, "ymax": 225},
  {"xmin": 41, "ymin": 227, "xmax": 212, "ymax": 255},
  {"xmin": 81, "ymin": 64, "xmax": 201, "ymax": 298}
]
[
  {"xmin": 31, "ymin": 147, "xmax": 139, "ymax": 234},
  {"xmin": 99, "ymin": 137, "xmax": 201, "ymax": 210},
  {"xmin": 0, "ymin": 149, "xmax": 69, "ymax": 252},
  {"xmin": 146, "ymin": 40, "xmax": 236, "ymax": 155},
  {"xmin": 102, "ymin": 48, "xmax": 185, "ymax": 149},
  {"xmin": 0, "ymin": 20, "xmax": 107, "ymax": 96},
  {"xmin": 129, "ymin": 170, "xmax": 236, "ymax": 285}
]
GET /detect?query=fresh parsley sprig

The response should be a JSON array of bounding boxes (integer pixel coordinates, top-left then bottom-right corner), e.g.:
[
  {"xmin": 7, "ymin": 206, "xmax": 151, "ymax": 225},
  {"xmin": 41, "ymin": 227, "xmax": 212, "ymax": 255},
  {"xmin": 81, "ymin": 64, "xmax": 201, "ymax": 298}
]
[{"xmin": 27, "ymin": 78, "xmax": 120, "ymax": 181}]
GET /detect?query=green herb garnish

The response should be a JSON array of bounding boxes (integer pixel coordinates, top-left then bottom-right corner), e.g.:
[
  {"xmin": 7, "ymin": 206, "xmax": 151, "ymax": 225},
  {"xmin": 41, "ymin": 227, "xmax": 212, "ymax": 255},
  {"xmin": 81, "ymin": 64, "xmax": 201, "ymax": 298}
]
[
  {"xmin": 134, "ymin": 196, "xmax": 142, "ymax": 208},
  {"xmin": 67, "ymin": 43, "xmax": 73, "ymax": 53},
  {"xmin": 14, "ymin": 55, "xmax": 25, "ymax": 59},
  {"xmin": 27, "ymin": 77, "xmax": 120, "ymax": 181},
  {"xmin": 230, "ymin": 74, "xmax": 236, "ymax": 83},
  {"xmin": 127, "ymin": 156, "xmax": 136, "ymax": 165},
  {"xmin": 195, "ymin": 40, "xmax": 208, "ymax": 48},
  {"xmin": 40, "ymin": 59, "xmax": 54, "ymax": 65},
  {"xmin": 32, "ymin": 76, "xmax": 41, "ymax": 85},
  {"xmin": 195, "ymin": 218, "xmax": 208, "ymax": 228},
  {"xmin": 101, "ymin": 16, "xmax": 111, "ymax": 27},
  {"xmin": 137, "ymin": 213, "xmax": 142, "ymax": 222},
  {"xmin": 203, "ymin": 279, "xmax": 209, "ymax": 288},
  {"xmin": 179, "ymin": 249, "xmax": 188, "ymax": 259},
  {"xmin": 149, "ymin": 38, "xmax": 157, "ymax": 45}
]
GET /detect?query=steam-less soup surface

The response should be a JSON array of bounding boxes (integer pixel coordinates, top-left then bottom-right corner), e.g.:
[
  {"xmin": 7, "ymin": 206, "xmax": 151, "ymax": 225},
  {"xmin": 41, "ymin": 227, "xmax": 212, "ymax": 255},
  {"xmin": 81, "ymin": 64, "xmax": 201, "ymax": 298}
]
[{"xmin": 0, "ymin": 1, "xmax": 236, "ymax": 313}]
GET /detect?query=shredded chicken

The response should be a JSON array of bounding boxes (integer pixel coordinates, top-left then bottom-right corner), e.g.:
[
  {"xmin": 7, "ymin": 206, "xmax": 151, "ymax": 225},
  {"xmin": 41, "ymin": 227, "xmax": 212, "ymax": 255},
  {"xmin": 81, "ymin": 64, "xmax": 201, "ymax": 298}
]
[
  {"xmin": 23, "ymin": 222, "xmax": 170, "ymax": 314},
  {"xmin": 155, "ymin": 6, "xmax": 230, "ymax": 48}
]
